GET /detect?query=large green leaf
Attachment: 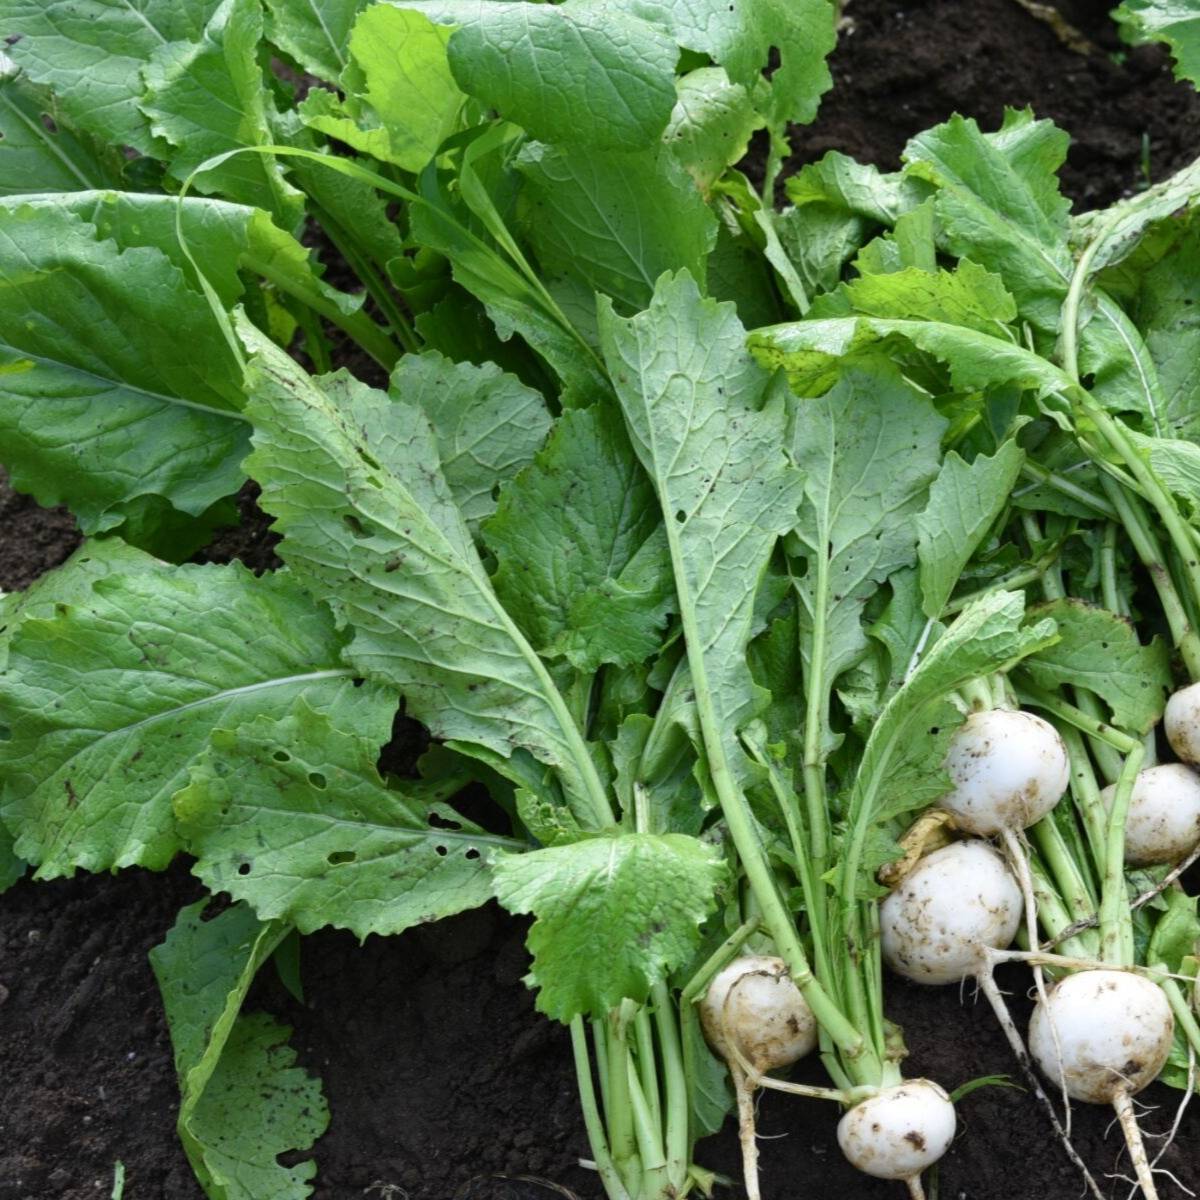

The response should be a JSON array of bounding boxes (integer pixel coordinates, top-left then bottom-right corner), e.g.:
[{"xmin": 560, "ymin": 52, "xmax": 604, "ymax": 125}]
[
  {"xmin": 0, "ymin": 563, "xmax": 392, "ymax": 878},
  {"xmin": 1127, "ymin": 220, "xmax": 1200, "ymax": 442},
  {"xmin": 141, "ymin": 0, "xmax": 300, "ymax": 223},
  {"xmin": 238, "ymin": 318, "xmax": 614, "ymax": 829},
  {"xmin": 390, "ymin": 350, "xmax": 550, "ymax": 533},
  {"xmin": 263, "ymin": 0, "xmax": 367, "ymax": 80},
  {"xmin": 787, "ymin": 362, "xmax": 945, "ymax": 736},
  {"xmin": 493, "ymin": 832, "xmax": 725, "ymax": 1020},
  {"xmin": 485, "ymin": 404, "xmax": 674, "ymax": 671},
  {"xmin": 298, "ymin": 4, "xmax": 467, "ymax": 172},
  {"xmin": 601, "ymin": 272, "xmax": 804, "ymax": 764},
  {"xmin": 1114, "ymin": 0, "xmax": 1200, "ymax": 87},
  {"xmin": 396, "ymin": 0, "xmax": 678, "ymax": 150},
  {"xmin": 749, "ymin": 304, "xmax": 1077, "ymax": 402},
  {"xmin": 177, "ymin": 701, "xmax": 519, "ymax": 937},
  {"xmin": 904, "ymin": 110, "xmax": 1072, "ymax": 336},
  {"xmin": 151, "ymin": 900, "xmax": 326, "ymax": 1200},
  {"xmin": 917, "ymin": 440, "xmax": 1024, "ymax": 619},
  {"xmin": 0, "ymin": 825, "xmax": 23, "ymax": 893},
  {"xmin": 0, "ymin": 537, "xmax": 157, "ymax": 671},
  {"xmin": 0, "ymin": 71, "xmax": 123, "ymax": 194},
  {"xmin": 0, "ymin": 202, "xmax": 248, "ymax": 535},
  {"xmin": 515, "ymin": 140, "xmax": 717, "ymax": 313},
  {"xmin": 626, "ymin": 0, "xmax": 837, "ymax": 127},
  {"xmin": 0, "ymin": 0, "xmax": 216, "ymax": 150},
  {"xmin": 901, "ymin": 111, "xmax": 1171, "ymax": 425},
  {"xmin": 16, "ymin": 190, "xmax": 359, "ymax": 315},
  {"xmin": 1019, "ymin": 599, "xmax": 1171, "ymax": 735}
]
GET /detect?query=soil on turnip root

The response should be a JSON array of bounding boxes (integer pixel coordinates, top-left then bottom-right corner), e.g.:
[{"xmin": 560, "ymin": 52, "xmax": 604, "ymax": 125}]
[{"xmin": 4, "ymin": 1, "xmax": 1200, "ymax": 1196}]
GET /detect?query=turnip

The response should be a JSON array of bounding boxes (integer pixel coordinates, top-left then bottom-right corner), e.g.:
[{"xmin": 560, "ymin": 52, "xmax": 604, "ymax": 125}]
[
  {"xmin": 1099, "ymin": 764, "xmax": 1200, "ymax": 866},
  {"xmin": 1030, "ymin": 970, "xmax": 1174, "ymax": 1198},
  {"xmin": 837, "ymin": 1080, "xmax": 956, "ymax": 1187},
  {"xmin": 701, "ymin": 956, "xmax": 817, "ymax": 1200},
  {"xmin": 880, "ymin": 840, "xmax": 1022, "ymax": 984},
  {"xmin": 939, "ymin": 709, "xmax": 1069, "ymax": 836},
  {"xmin": 877, "ymin": 838, "xmax": 1103, "ymax": 1197},
  {"xmin": 1165, "ymin": 683, "xmax": 1200, "ymax": 766},
  {"xmin": 700, "ymin": 955, "xmax": 817, "ymax": 1072}
]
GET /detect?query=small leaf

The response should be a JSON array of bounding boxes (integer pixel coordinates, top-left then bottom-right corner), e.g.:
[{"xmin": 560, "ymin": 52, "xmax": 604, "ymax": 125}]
[
  {"xmin": 1020, "ymin": 599, "xmax": 1171, "ymax": 734},
  {"xmin": 263, "ymin": 0, "xmax": 367, "ymax": 81},
  {"xmin": 297, "ymin": 5, "xmax": 466, "ymax": 171},
  {"xmin": 150, "ymin": 901, "xmax": 326, "ymax": 1200},
  {"xmin": 391, "ymin": 350, "xmax": 550, "ymax": 533},
  {"xmin": 485, "ymin": 404, "xmax": 674, "ymax": 671},
  {"xmin": 664, "ymin": 67, "xmax": 763, "ymax": 193},
  {"xmin": 398, "ymin": 0, "xmax": 678, "ymax": 149},
  {"xmin": 493, "ymin": 832, "xmax": 725, "ymax": 1020},
  {"xmin": 917, "ymin": 440, "xmax": 1025, "ymax": 619},
  {"xmin": 601, "ymin": 272, "xmax": 804, "ymax": 764},
  {"xmin": 788, "ymin": 361, "xmax": 945, "ymax": 713}
]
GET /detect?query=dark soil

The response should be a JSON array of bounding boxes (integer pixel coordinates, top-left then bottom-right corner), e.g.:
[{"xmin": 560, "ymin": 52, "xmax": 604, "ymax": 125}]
[
  {"xmin": 4, "ymin": 2, "xmax": 1200, "ymax": 1198},
  {"xmin": 785, "ymin": 0, "xmax": 1200, "ymax": 209}
]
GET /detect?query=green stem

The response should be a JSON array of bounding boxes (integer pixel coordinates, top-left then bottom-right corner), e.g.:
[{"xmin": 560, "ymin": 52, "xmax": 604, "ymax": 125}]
[
  {"xmin": 291, "ymin": 301, "xmax": 331, "ymax": 374},
  {"xmin": 680, "ymin": 919, "xmax": 761, "ymax": 1006},
  {"xmin": 1031, "ymin": 818, "xmax": 1094, "ymax": 928},
  {"xmin": 633, "ymin": 1006, "xmax": 662, "ymax": 1136},
  {"xmin": 1158, "ymin": 971, "xmax": 1200, "ymax": 1064},
  {"xmin": 1017, "ymin": 462, "xmax": 1117, "ymax": 519},
  {"xmin": 662, "ymin": 524, "xmax": 875, "ymax": 1078},
  {"xmin": 605, "ymin": 1016, "xmax": 640, "ymax": 1190},
  {"xmin": 1072, "ymin": 690, "xmax": 1123, "ymax": 786},
  {"xmin": 747, "ymin": 737, "xmax": 842, "ymax": 1024},
  {"xmin": 1098, "ymin": 741, "xmax": 1144, "ymax": 967},
  {"xmin": 1029, "ymin": 856, "xmax": 1096, "ymax": 959},
  {"xmin": 570, "ymin": 1018, "xmax": 632, "ymax": 1200},
  {"xmin": 625, "ymin": 1056, "xmax": 667, "ymax": 1176},
  {"xmin": 650, "ymin": 981, "xmax": 690, "ymax": 1189},
  {"xmin": 242, "ymin": 253, "xmax": 400, "ymax": 371},
  {"xmin": 1100, "ymin": 523, "xmax": 1123, "ymax": 616},
  {"xmin": 801, "ymin": 557, "xmax": 833, "ymax": 877},
  {"xmin": 307, "ymin": 201, "xmax": 420, "ymax": 354},
  {"xmin": 1099, "ymin": 475, "xmax": 1200, "ymax": 679},
  {"xmin": 1085, "ymin": 400, "xmax": 1200, "ymax": 668},
  {"xmin": 1060, "ymin": 724, "xmax": 1109, "ymax": 884},
  {"xmin": 1059, "ymin": 236, "xmax": 1104, "ymax": 383},
  {"xmin": 960, "ymin": 677, "xmax": 995, "ymax": 711},
  {"xmin": 1018, "ymin": 684, "xmax": 1140, "ymax": 754}
]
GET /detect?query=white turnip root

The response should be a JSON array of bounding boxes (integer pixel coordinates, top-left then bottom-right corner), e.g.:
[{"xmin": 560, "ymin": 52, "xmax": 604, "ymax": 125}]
[
  {"xmin": 1030, "ymin": 969, "xmax": 1174, "ymax": 1199},
  {"xmin": 1029, "ymin": 969, "xmax": 1174, "ymax": 1104},
  {"xmin": 837, "ymin": 1079, "xmax": 956, "ymax": 1188},
  {"xmin": 1099, "ymin": 763, "xmax": 1200, "ymax": 866},
  {"xmin": 1165, "ymin": 682, "xmax": 1200, "ymax": 765},
  {"xmin": 701, "ymin": 956, "xmax": 817, "ymax": 1200},
  {"xmin": 939, "ymin": 709, "xmax": 1069, "ymax": 836},
  {"xmin": 700, "ymin": 955, "xmax": 817, "ymax": 1072},
  {"xmin": 880, "ymin": 840, "xmax": 1022, "ymax": 984}
]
